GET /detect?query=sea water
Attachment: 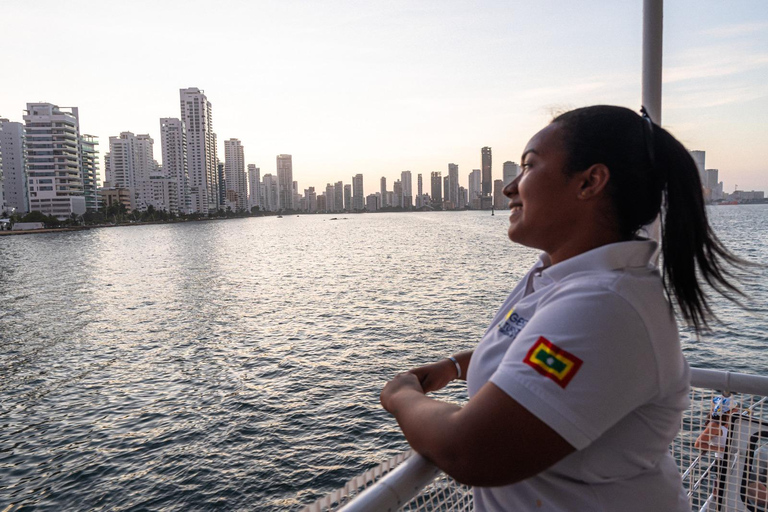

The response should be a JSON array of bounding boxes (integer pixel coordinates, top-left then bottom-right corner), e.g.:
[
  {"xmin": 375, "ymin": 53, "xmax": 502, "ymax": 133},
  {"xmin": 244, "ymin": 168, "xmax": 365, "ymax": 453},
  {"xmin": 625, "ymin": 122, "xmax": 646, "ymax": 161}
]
[{"xmin": 1, "ymin": 206, "xmax": 766, "ymax": 510}]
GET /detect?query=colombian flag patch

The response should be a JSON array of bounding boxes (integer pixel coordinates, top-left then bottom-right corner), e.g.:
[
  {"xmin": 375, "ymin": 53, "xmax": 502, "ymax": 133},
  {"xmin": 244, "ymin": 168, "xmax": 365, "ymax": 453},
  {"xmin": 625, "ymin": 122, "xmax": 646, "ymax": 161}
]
[{"xmin": 523, "ymin": 337, "xmax": 583, "ymax": 388}]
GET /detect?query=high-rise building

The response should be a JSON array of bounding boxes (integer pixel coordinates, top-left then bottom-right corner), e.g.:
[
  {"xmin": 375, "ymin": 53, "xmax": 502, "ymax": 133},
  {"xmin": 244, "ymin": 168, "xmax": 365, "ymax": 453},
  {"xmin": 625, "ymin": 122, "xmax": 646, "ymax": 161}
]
[
  {"xmin": 493, "ymin": 179, "xmax": 505, "ymax": 209},
  {"xmin": 366, "ymin": 193, "xmax": 379, "ymax": 212},
  {"xmin": 448, "ymin": 163, "xmax": 459, "ymax": 208},
  {"xmin": 305, "ymin": 186, "xmax": 317, "ymax": 213},
  {"xmin": 80, "ymin": 134, "xmax": 100, "ymax": 212},
  {"xmin": 380, "ymin": 176, "xmax": 387, "ymax": 208},
  {"xmin": 24, "ymin": 103, "xmax": 87, "ymax": 219},
  {"xmin": 481, "ymin": 147, "xmax": 492, "ymax": 196},
  {"xmin": 503, "ymin": 161, "xmax": 520, "ymax": 184},
  {"xmin": 224, "ymin": 139, "xmax": 247, "ymax": 211},
  {"xmin": 0, "ymin": 118, "xmax": 30, "ymax": 214},
  {"xmin": 325, "ymin": 183, "xmax": 335, "ymax": 212},
  {"xmin": 276, "ymin": 154, "xmax": 293, "ymax": 210},
  {"xmin": 401, "ymin": 170, "xmax": 412, "ymax": 209},
  {"xmin": 335, "ymin": 180, "xmax": 344, "ymax": 212},
  {"xmin": 317, "ymin": 194, "xmax": 326, "ymax": 213},
  {"xmin": 105, "ymin": 132, "xmax": 157, "ymax": 211},
  {"xmin": 180, "ymin": 87, "xmax": 218, "ymax": 213},
  {"xmin": 352, "ymin": 174, "xmax": 364, "ymax": 211},
  {"xmin": 468, "ymin": 169, "xmax": 481, "ymax": 205},
  {"xmin": 344, "ymin": 184, "xmax": 352, "ymax": 211},
  {"xmin": 458, "ymin": 186, "xmax": 467, "ymax": 209},
  {"xmin": 431, "ymin": 172, "xmax": 442, "ymax": 209},
  {"xmin": 262, "ymin": 173, "xmax": 278, "ymax": 211},
  {"xmin": 217, "ymin": 159, "xmax": 226, "ymax": 209},
  {"xmin": 690, "ymin": 150, "xmax": 705, "ymax": 186},
  {"xmin": 417, "ymin": 173, "xmax": 423, "ymax": 196},
  {"xmin": 160, "ymin": 118, "xmax": 188, "ymax": 213},
  {"xmin": 443, "ymin": 176, "xmax": 450, "ymax": 208},
  {"xmin": 393, "ymin": 179, "xmax": 403, "ymax": 208},
  {"xmin": 248, "ymin": 164, "xmax": 260, "ymax": 210}
]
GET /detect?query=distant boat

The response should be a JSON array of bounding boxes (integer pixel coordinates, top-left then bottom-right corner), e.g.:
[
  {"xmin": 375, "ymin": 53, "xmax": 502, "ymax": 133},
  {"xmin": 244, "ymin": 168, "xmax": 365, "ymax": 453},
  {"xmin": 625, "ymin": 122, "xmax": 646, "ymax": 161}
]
[{"xmin": 277, "ymin": 215, "xmax": 283, "ymax": 218}]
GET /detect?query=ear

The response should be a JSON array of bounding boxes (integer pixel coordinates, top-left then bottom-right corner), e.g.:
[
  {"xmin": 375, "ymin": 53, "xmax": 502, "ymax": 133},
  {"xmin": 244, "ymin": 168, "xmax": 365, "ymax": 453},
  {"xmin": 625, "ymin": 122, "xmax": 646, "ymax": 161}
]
[{"xmin": 576, "ymin": 163, "xmax": 610, "ymax": 200}]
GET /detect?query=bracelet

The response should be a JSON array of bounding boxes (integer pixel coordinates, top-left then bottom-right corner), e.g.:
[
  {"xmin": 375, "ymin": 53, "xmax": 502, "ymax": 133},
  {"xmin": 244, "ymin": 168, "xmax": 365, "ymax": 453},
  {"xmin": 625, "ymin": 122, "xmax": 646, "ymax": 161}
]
[{"xmin": 448, "ymin": 356, "xmax": 462, "ymax": 380}]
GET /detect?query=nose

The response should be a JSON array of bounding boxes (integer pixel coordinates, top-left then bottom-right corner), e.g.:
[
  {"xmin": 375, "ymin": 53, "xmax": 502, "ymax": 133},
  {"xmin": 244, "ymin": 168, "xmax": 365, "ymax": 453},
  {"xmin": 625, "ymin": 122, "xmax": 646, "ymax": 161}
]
[{"xmin": 503, "ymin": 175, "xmax": 520, "ymax": 198}]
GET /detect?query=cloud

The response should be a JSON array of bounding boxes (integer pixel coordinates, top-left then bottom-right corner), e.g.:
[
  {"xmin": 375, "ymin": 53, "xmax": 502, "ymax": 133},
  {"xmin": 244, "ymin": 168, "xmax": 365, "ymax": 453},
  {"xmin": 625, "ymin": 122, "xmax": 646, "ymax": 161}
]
[
  {"xmin": 664, "ymin": 52, "xmax": 768, "ymax": 83},
  {"xmin": 701, "ymin": 22, "xmax": 768, "ymax": 38}
]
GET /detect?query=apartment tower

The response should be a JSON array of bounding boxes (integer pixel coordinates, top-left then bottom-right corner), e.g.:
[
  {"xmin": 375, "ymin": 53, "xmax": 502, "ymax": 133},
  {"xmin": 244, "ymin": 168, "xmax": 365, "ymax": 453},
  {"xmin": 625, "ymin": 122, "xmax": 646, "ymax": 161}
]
[{"xmin": 180, "ymin": 88, "xmax": 218, "ymax": 213}]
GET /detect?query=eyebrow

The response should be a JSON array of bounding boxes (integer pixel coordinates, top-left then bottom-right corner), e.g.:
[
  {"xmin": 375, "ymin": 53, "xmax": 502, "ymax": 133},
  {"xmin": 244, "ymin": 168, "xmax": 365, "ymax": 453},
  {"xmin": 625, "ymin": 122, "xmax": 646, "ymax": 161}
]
[{"xmin": 521, "ymin": 149, "xmax": 538, "ymax": 163}]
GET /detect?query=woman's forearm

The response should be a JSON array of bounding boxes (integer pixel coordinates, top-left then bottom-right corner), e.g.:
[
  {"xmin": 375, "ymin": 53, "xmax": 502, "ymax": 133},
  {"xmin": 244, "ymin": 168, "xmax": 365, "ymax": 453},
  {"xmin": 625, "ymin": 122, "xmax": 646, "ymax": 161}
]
[{"xmin": 387, "ymin": 386, "xmax": 464, "ymax": 471}]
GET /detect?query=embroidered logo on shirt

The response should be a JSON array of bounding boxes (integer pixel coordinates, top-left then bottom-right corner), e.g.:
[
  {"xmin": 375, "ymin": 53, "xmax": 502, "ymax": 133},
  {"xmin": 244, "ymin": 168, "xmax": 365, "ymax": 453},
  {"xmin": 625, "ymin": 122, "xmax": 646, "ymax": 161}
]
[
  {"xmin": 523, "ymin": 337, "xmax": 583, "ymax": 388},
  {"xmin": 497, "ymin": 309, "xmax": 528, "ymax": 339}
]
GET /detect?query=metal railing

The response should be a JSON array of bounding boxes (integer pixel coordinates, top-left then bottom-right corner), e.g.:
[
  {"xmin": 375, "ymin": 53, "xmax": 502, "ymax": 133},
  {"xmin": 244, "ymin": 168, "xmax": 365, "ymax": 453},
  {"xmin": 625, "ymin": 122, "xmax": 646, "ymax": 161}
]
[{"xmin": 300, "ymin": 368, "xmax": 768, "ymax": 512}]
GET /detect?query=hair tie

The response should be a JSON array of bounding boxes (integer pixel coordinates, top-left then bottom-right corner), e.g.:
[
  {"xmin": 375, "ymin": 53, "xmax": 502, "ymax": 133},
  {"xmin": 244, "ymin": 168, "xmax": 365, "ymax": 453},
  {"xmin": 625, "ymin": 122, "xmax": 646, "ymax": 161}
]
[{"xmin": 640, "ymin": 106, "xmax": 656, "ymax": 169}]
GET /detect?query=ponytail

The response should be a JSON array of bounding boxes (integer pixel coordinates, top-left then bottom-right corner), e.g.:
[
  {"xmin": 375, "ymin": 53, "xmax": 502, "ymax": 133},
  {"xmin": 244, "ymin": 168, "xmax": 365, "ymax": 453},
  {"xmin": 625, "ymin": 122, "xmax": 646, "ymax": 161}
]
[
  {"xmin": 654, "ymin": 126, "xmax": 747, "ymax": 332},
  {"xmin": 553, "ymin": 105, "xmax": 750, "ymax": 333}
]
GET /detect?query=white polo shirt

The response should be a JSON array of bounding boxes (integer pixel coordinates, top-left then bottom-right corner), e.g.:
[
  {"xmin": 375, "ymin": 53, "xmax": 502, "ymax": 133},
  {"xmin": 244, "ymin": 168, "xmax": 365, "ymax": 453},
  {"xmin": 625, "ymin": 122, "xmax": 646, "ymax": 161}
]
[{"xmin": 467, "ymin": 240, "xmax": 690, "ymax": 511}]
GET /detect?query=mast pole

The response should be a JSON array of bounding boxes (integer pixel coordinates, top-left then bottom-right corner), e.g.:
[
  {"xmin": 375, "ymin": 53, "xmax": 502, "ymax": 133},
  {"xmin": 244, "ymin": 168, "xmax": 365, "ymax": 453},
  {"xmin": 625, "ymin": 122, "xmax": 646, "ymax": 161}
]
[
  {"xmin": 642, "ymin": 0, "xmax": 663, "ymax": 123},
  {"xmin": 642, "ymin": 0, "xmax": 663, "ymax": 251}
]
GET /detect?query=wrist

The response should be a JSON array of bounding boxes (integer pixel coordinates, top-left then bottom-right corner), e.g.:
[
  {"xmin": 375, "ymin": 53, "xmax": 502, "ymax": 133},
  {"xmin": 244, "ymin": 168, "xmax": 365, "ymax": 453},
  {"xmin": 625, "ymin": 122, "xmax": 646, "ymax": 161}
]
[{"xmin": 447, "ymin": 356, "xmax": 462, "ymax": 380}]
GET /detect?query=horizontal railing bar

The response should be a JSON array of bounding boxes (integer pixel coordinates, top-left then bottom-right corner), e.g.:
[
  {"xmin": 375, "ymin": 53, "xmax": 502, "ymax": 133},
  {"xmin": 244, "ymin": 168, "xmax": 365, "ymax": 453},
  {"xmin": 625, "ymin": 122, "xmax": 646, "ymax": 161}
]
[
  {"xmin": 337, "ymin": 453, "xmax": 441, "ymax": 512},
  {"xmin": 690, "ymin": 368, "xmax": 768, "ymax": 396}
]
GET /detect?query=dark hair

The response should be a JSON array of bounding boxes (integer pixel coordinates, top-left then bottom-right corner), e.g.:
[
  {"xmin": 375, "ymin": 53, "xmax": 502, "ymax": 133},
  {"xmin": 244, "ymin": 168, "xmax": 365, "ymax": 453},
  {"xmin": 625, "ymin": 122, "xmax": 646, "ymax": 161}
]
[{"xmin": 552, "ymin": 105, "xmax": 746, "ymax": 333}]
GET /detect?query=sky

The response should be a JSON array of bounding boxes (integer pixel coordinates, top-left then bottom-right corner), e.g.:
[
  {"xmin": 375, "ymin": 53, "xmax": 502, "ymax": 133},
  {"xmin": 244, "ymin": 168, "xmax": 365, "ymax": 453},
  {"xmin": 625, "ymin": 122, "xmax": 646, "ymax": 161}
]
[{"xmin": 2, "ymin": 0, "xmax": 767, "ymax": 195}]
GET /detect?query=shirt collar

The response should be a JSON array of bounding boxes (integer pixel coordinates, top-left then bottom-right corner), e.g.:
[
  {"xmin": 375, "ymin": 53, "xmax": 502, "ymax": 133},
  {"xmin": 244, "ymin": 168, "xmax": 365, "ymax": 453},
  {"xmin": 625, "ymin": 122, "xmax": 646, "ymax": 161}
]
[{"xmin": 537, "ymin": 240, "xmax": 658, "ymax": 284}]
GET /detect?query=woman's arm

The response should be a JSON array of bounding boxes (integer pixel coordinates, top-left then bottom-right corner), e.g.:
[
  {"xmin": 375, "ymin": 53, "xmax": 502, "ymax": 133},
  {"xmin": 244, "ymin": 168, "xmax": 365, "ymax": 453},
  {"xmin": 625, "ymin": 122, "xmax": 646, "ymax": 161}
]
[
  {"xmin": 380, "ymin": 372, "xmax": 574, "ymax": 486},
  {"xmin": 409, "ymin": 351, "xmax": 473, "ymax": 393}
]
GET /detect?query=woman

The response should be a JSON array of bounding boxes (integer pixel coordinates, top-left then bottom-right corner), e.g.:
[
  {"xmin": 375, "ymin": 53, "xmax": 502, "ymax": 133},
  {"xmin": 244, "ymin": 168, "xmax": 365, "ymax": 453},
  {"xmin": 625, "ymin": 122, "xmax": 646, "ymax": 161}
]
[{"xmin": 380, "ymin": 105, "xmax": 746, "ymax": 511}]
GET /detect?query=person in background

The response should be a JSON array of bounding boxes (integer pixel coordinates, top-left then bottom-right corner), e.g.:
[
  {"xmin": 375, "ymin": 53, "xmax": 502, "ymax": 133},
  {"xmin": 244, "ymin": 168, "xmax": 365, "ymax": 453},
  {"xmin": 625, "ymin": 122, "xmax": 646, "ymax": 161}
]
[
  {"xmin": 695, "ymin": 396, "xmax": 738, "ymax": 453},
  {"xmin": 381, "ymin": 105, "xmax": 749, "ymax": 511}
]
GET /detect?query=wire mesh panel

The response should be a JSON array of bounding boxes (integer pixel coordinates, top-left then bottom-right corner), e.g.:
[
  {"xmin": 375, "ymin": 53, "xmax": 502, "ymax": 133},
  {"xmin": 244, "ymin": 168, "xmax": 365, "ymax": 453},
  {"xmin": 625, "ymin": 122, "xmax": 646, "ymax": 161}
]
[{"xmin": 675, "ymin": 387, "xmax": 768, "ymax": 512}]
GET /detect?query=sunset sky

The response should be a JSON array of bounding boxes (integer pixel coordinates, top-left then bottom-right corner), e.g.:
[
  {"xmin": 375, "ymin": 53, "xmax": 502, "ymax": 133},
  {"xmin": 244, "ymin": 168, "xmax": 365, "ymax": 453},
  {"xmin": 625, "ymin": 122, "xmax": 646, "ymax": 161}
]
[{"xmin": 2, "ymin": 0, "xmax": 766, "ymax": 194}]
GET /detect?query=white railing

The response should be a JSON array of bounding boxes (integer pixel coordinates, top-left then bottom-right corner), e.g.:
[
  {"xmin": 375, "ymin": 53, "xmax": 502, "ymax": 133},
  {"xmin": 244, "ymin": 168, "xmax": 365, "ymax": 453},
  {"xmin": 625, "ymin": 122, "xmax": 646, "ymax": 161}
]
[{"xmin": 300, "ymin": 368, "xmax": 768, "ymax": 512}]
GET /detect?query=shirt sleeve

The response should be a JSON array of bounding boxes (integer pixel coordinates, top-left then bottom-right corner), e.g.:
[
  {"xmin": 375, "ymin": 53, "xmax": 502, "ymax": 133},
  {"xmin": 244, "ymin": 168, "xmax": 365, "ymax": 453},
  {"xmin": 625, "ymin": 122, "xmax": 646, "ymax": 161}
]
[{"xmin": 489, "ymin": 283, "xmax": 659, "ymax": 450}]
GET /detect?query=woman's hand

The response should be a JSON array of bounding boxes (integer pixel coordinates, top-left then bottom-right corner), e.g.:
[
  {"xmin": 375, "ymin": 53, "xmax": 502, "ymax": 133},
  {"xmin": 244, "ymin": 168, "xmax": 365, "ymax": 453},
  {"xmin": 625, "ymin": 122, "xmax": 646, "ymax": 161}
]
[
  {"xmin": 409, "ymin": 359, "xmax": 459, "ymax": 393},
  {"xmin": 380, "ymin": 372, "xmax": 424, "ymax": 414}
]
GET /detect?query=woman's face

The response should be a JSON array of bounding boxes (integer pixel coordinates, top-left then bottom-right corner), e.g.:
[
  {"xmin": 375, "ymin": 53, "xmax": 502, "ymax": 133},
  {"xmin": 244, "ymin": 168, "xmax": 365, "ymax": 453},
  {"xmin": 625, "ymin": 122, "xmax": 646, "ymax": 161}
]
[{"xmin": 503, "ymin": 123, "xmax": 583, "ymax": 255}]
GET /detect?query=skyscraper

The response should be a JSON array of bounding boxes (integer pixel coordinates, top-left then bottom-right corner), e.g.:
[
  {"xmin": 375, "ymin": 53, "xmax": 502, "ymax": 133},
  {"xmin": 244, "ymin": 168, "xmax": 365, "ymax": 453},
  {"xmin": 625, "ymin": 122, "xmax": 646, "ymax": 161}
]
[
  {"xmin": 481, "ymin": 147, "xmax": 492, "ymax": 196},
  {"xmin": 80, "ymin": 134, "xmax": 100, "ymax": 212},
  {"xmin": 431, "ymin": 171, "xmax": 442, "ymax": 209},
  {"xmin": 380, "ymin": 176, "xmax": 387, "ymax": 208},
  {"xmin": 401, "ymin": 170, "xmax": 412, "ymax": 209},
  {"xmin": 160, "ymin": 118, "xmax": 188, "ymax": 213},
  {"xmin": 276, "ymin": 154, "xmax": 293, "ymax": 210},
  {"xmin": 325, "ymin": 183, "xmax": 335, "ymax": 212},
  {"xmin": 448, "ymin": 163, "xmax": 459, "ymax": 209},
  {"xmin": 0, "ymin": 118, "xmax": 29, "ymax": 214},
  {"xmin": 493, "ymin": 179, "xmax": 505, "ymax": 209},
  {"xmin": 503, "ymin": 161, "xmax": 520, "ymax": 184},
  {"xmin": 248, "ymin": 164, "xmax": 260, "ymax": 210},
  {"xmin": 335, "ymin": 180, "xmax": 344, "ymax": 212},
  {"xmin": 393, "ymin": 180, "xmax": 403, "ymax": 208},
  {"xmin": 24, "ymin": 103, "xmax": 89, "ymax": 219},
  {"xmin": 468, "ymin": 169, "xmax": 481, "ymax": 204},
  {"xmin": 224, "ymin": 139, "xmax": 247, "ymax": 211},
  {"xmin": 344, "ymin": 184, "xmax": 351, "ymax": 211},
  {"xmin": 180, "ymin": 87, "xmax": 218, "ymax": 213},
  {"xmin": 262, "ymin": 173, "xmax": 278, "ymax": 211},
  {"xmin": 690, "ymin": 150, "xmax": 705, "ymax": 186},
  {"xmin": 352, "ymin": 174, "xmax": 364, "ymax": 211},
  {"xmin": 105, "ymin": 132, "xmax": 157, "ymax": 211}
]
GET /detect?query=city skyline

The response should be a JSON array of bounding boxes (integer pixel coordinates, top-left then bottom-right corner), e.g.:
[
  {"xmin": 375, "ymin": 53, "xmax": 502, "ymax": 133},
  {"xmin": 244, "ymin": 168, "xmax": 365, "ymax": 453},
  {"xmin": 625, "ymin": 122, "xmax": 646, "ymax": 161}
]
[{"xmin": 1, "ymin": 1, "xmax": 767, "ymax": 194}]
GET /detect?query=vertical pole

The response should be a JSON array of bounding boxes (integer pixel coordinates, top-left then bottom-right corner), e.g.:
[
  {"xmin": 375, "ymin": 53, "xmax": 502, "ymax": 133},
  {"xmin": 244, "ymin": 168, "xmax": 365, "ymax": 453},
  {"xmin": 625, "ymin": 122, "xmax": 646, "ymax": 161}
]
[
  {"xmin": 642, "ymin": 0, "xmax": 663, "ymax": 124},
  {"xmin": 642, "ymin": 0, "xmax": 663, "ymax": 251}
]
